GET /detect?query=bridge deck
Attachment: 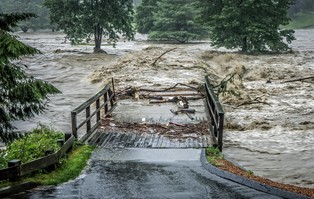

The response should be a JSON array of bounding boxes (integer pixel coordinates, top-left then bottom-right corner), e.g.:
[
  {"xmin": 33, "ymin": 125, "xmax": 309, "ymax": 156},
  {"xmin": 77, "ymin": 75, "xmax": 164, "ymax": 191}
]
[
  {"xmin": 87, "ymin": 89, "xmax": 213, "ymax": 148},
  {"xmin": 88, "ymin": 131, "xmax": 212, "ymax": 148}
]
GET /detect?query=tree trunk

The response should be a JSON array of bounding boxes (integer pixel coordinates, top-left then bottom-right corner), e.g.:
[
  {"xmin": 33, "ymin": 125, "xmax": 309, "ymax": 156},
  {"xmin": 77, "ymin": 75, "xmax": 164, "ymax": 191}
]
[
  {"xmin": 94, "ymin": 24, "xmax": 105, "ymax": 53},
  {"xmin": 241, "ymin": 36, "xmax": 248, "ymax": 52}
]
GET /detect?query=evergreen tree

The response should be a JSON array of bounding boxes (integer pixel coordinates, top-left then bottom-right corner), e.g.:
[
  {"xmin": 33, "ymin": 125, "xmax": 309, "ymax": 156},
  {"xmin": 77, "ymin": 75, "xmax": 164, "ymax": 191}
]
[
  {"xmin": 197, "ymin": 0, "xmax": 295, "ymax": 52},
  {"xmin": 0, "ymin": 0, "xmax": 51, "ymax": 32},
  {"xmin": 0, "ymin": 13, "xmax": 60, "ymax": 142},
  {"xmin": 135, "ymin": 0, "xmax": 159, "ymax": 34},
  {"xmin": 148, "ymin": 0, "xmax": 208, "ymax": 43},
  {"xmin": 44, "ymin": 0, "xmax": 135, "ymax": 53}
]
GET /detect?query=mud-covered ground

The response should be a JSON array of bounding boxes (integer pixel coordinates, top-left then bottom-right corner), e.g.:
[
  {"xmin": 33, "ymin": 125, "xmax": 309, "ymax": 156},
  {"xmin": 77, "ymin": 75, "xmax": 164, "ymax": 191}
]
[{"xmin": 91, "ymin": 37, "xmax": 314, "ymax": 188}]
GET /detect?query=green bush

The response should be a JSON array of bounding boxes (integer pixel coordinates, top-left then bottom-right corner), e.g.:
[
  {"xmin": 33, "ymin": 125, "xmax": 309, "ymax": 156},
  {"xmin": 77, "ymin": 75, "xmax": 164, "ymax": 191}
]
[{"xmin": 0, "ymin": 125, "xmax": 63, "ymax": 169}]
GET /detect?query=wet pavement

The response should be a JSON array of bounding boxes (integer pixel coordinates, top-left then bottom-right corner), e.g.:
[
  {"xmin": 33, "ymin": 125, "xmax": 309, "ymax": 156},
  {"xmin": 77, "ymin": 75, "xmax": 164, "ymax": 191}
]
[{"xmin": 9, "ymin": 148, "xmax": 283, "ymax": 199}]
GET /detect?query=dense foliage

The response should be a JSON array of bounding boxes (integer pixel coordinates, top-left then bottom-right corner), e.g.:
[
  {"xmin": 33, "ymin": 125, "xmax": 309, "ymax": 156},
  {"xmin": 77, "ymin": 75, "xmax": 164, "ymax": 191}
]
[
  {"xmin": 197, "ymin": 0, "xmax": 296, "ymax": 52},
  {"xmin": 0, "ymin": 125, "xmax": 63, "ymax": 169},
  {"xmin": 135, "ymin": 0, "xmax": 159, "ymax": 34},
  {"xmin": 133, "ymin": 0, "xmax": 142, "ymax": 7},
  {"xmin": 0, "ymin": 0, "xmax": 51, "ymax": 32},
  {"xmin": 44, "ymin": 0, "xmax": 135, "ymax": 52},
  {"xmin": 0, "ymin": 13, "xmax": 60, "ymax": 142},
  {"xmin": 137, "ymin": 0, "xmax": 208, "ymax": 43}
]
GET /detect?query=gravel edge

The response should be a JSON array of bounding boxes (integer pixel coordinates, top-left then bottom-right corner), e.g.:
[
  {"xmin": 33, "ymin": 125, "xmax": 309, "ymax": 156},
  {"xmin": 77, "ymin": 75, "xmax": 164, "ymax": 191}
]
[{"xmin": 200, "ymin": 149, "xmax": 313, "ymax": 199}]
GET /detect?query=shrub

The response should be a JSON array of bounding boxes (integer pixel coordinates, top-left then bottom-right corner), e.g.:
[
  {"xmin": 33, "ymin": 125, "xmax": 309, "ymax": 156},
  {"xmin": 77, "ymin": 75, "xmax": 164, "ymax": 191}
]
[{"xmin": 0, "ymin": 125, "xmax": 63, "ymax": 169}]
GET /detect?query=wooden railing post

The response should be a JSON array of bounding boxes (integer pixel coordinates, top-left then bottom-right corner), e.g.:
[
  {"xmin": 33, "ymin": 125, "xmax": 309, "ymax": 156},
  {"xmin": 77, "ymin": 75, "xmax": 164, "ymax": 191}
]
[
  {"xmin": 86, "ymin": 106, "xmax": 91, "ymax": 133},
  {"xmin": 218, "ymin": 113, "xmax": 224, "ymax": 151},
  {"xmin": 8, "ymin": 159, "xmax": 21, "ymax": 182},
  {"xmin": 108, "ymin": 89, "xmax": 114, "ymax": 108},
  {"xmin": 104, "ymin": 92, "xmax": 109, "ymax": 114},
  {"xmin": 71, "ymin": 112, "xmax": 77, "ymax": 138},
  {"xmin": 96, "ymin": 99, "xmax": 100, "ymax": 122}
]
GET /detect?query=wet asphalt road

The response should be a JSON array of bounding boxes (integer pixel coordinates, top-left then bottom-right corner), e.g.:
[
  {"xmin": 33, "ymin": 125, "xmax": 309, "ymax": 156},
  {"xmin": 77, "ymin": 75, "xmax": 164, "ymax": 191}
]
[{"xmin": 10, "ymin": 148, "xmax": 282, "ymax": 199}]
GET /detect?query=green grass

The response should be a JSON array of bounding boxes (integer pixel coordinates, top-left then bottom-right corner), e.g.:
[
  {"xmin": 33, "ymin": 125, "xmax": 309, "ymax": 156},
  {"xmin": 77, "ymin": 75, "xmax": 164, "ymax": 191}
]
[
  {"xmin": 0, "ymin": 144, "xmax": 95, "ymax": 188},
  {"xmin": 285, "ymin": 11, "xmax": 314, "ymax": 29},
  {"xmin": 29, "ymin": 144, "xmax": 95, "ymax": 185},
  {"xmin": 206, "ymin": 147, "xmax": 224, "ymax": 166}
]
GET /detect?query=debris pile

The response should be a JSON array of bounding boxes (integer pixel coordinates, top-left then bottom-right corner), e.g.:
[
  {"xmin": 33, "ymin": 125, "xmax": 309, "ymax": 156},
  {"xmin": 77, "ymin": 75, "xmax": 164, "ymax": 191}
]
[{"xmin": 101, "ymin": 117, "xmax": 209, "ymax": 141}]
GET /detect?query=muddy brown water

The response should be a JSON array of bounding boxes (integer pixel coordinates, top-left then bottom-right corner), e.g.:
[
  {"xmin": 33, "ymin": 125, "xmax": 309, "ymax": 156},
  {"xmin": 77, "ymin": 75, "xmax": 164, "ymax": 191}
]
[{"xmin": 9, "ymin": 29, "xmax": 314, "ymax": 188}]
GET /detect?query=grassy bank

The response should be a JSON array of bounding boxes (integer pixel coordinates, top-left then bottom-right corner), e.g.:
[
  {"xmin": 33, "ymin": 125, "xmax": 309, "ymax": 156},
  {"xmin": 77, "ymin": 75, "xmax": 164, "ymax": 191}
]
[
  {"xmin": 29, "ymin": 144, "xmax": 95, "ymax": 185},
  {"xmin": 286, "ymin": 11, "xmax": 314, "ymax": 29}
]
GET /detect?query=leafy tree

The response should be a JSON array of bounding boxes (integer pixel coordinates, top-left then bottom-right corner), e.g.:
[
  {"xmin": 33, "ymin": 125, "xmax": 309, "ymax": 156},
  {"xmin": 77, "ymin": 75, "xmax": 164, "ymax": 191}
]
[
  {"xmin": 44, "ymin": 0, "xmax": 135, "ymax": 53},
  {"xmin": 0, "ymin": 0, "xmax": 51, "ymax": 32},
  {"xmin": 197, "ymin": 0, "xmax": 296, "ymax": 52},
  {"xmin": 135, "ymin": 0, "xmax": 159, "ymax": 34},
  {"xmin": 0, "ymin": 13, "xmax": 60, "ymax": 142},
  {"xmin": 148, "ymin": 0, "xmax": 209, "ymax": 43}
]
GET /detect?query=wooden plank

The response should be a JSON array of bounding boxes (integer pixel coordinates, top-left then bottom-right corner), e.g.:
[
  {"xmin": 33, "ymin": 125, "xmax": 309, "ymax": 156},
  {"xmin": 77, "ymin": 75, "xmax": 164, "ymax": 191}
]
[
  {"xmin": 105, "ymin": 132, "xmax": 119, "ymax": 148},
  {"xmin": 121, "ymin": 133, "xmax": 132, "ymax": 147},
  {"xmin": 101, "ymin": 132, "xmax": 114, "ymax": 147},
  {"xmin": 97, "ymin": 132, "xmax": 109, "ymax": 145},
  {"xmin": 92, "ymin": 130, "xmax": 212, "ymax": 149},
  {"xmin": 20, "ymin": 153, "xmax": 59, "ymax": 176},
  {"xmin": 0, "ymin": 166, "xmax": 19, "ymax": 181},
  {"xmin": 146, "ymin": 134, "xmax": 155, "ymax": 148},
  {"xmin": 125, "ymin": 133, "xmax": 136, "ymax": 147},
  {"xmin": 139, "ymin": 134, "xmax": 149, "ymax": 148},
  {"xmin": 88, "ymin": 131, "xmax": 102, "ymax": 145},
  {"xmin": 143, "ymin": 135, "xmax": 152, "ymax": 148},
  {"xmin": 151, "ymin": 134, "xmax": 159, "ymax": 148},
  {"xmin": 128, "ymin": 134, "xmax": 139, "ymax": 147},
  {"xmin": 136, "ymin": 134, "xmax": 144, "ymax": 148},
  {"xmin": 116, "ymin": 133, "xmax": 127, "ymax": 147},
  {"xmin": 161, "ymin": 137, "xmax": 169, "ymax": 148},
  {"xmin": 60, "ymin": 136, "xmax": 75, "ymax": 156},
  {"xmin": 132, "ymin": 134, "xmax": 142, "ymax": 148},
  {"xmin": 112, "ymin": 133, "xmax": 124, "ymax": 148},
  {"xmin": 156, "ymin": 136, "xmax": 164, "ymax": 148}
]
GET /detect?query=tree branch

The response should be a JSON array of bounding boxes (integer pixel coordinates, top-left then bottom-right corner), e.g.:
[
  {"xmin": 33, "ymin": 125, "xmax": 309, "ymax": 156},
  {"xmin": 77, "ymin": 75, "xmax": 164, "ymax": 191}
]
[
  {"xmin": 281, "ymin": 76, "xmax": 314, "ymax": 83},
  {"xmin": 152, "ymin": 48, "xmax": 177, "ymax": 66}
]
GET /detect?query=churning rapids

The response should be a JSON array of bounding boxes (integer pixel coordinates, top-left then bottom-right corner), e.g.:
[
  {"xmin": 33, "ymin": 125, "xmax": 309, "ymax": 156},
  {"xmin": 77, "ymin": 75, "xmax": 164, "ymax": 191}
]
[{"xmin": 9, "ymin": 29, "xmax": 314, "ymax": 188}]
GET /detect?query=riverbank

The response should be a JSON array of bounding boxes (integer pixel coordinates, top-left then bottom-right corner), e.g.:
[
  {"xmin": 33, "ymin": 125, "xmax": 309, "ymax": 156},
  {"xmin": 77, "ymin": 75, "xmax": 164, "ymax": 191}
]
[{"xmin": 287, "ymin": 11, "xmax": 314, "ymax": 29}]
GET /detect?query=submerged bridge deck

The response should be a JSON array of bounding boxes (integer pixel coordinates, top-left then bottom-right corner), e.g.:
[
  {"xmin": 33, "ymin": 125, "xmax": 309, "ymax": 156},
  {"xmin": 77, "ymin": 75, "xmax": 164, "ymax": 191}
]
[
  {"xmin": 72, "ymin": 79, "xmax": 224, "ymax": 150},
  {"xmin": 87, "ymin": 90, "xmax": 213, "ymax": 148}
]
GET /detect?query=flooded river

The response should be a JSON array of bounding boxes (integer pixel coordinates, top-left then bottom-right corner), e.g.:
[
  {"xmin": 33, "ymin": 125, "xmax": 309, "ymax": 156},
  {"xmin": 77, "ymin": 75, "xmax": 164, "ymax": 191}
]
[
  {"xmin": 12, "ymin": 32, "xmax": 147, "ymax": 133},
  {"xmin": 13, "ymin": 29, "xmax": 314, "ymax": 188}
]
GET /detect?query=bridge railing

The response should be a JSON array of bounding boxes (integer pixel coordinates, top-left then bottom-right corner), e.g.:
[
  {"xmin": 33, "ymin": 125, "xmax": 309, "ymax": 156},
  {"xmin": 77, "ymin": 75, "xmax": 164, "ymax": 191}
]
[
  {"xmin": 204, "ymin": 76, "xmax": 224, "ymax": 151},
  {"xmin": 71, "ymin": 81, "xmax": 116, "ymax": 141}
]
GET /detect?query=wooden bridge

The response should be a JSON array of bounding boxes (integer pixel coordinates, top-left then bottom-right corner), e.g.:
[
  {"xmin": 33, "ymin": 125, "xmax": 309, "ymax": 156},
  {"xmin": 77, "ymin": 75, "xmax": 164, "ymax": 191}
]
[{"xmin": 71, "ymin": 77, "xmax": 224, "ymax": 151}]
